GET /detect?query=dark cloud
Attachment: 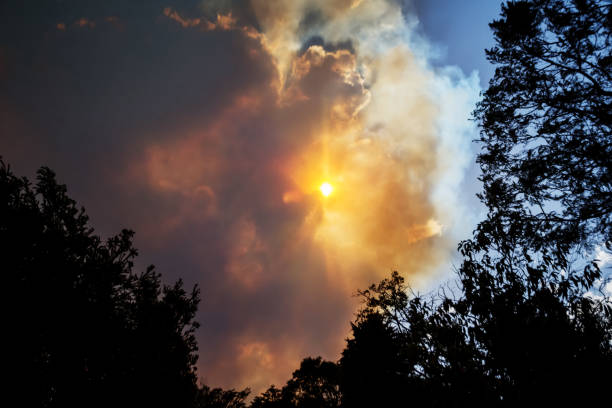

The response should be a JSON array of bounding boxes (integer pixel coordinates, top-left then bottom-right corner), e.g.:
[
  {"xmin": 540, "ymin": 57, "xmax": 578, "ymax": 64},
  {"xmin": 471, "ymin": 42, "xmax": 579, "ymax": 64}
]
[{"xmin": 299, "ymin": 36, "xmax": 355, "ymax": 56}]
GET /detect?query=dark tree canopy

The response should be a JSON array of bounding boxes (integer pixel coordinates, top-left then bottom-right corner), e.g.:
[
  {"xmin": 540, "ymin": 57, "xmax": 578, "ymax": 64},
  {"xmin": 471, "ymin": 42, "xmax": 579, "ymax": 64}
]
[
  {"xmin": 251, "ymin": 357, "xmax": 340, "ymax": 408},
  {"xmin": 473, "ymin": 0, "xmax": 611, "ymax": 258},
  {"xmin": 343, "ymin": 270, "xmax": 612, "ymax": 406},
  {"xmin": 340, "ymin": 274, "xmax": 499, "ymax": 407},
  {"xmin": 457, "ymin": 3, "xmax": 612, "ymax": 400},
  {"xmin": 195, "ymin": 385, "xmax": 250, "ymax": 408},
  {"xmin": 1, "ymin": 161, "xmax": 202, "ymax": 407}
]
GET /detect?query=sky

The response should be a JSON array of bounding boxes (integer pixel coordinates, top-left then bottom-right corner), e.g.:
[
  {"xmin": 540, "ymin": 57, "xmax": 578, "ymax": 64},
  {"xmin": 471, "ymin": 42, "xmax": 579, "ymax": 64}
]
[{"xmin": 0, "ymin": 0, "xmax": 502, "ymax": 393}]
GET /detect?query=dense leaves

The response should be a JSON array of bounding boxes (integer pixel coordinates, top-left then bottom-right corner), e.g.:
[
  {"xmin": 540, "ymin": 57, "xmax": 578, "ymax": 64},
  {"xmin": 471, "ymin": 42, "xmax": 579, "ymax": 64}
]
[
  {"xmin": 1, "ymin": 161, "xmax": 202, "ymax": 407},
  {"xmin": 341, "ymin": 270, "xmax": 612, "ymax": 406},
  {"xmin": 340, "ymin": 273, "xmax": 499, "ymax": 407},
  {"xmin": 252, "ymin": 357, "xmax": 340, "ymax": 408},
  {"xmin": 195, "ymin": 385, "xmax": 251, "ymax": 408},
  {"xmin": 458, "ymin": 2, "xmax": 612, "ymax": 400}
]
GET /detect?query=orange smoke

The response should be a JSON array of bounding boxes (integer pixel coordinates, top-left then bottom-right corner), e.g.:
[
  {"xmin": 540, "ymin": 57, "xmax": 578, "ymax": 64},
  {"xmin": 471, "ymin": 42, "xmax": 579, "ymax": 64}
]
[{"xmin": 129, "ymin": 2, "xmax": 481, "ymax": 394}]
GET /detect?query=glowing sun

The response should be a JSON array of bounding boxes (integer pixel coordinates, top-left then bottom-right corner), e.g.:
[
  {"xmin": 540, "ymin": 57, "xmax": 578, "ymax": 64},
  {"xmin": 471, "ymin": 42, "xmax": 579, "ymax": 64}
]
[{"xmin": 319, "ymin": 182, "xmax": 334, "ymax": 197}]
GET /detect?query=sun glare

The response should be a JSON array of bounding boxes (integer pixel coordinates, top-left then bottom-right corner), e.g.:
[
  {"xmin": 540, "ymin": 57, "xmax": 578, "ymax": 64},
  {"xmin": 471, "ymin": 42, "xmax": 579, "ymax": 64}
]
[{"xmin": 320, "ymin": 182, "xmax": 334, "ymax": 197}]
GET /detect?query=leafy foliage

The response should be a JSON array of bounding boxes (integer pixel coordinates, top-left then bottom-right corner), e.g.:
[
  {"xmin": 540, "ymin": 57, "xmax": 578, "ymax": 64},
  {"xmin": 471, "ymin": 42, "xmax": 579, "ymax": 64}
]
[
  {"xmin": 2, "ymin": 161, "xmax": 202, "ymax": 407},
  {"xmin": 342, "ymin": 270, "xmax": 612, "ymax": 406},
  {"xmin": 252, "ymin": 357, "xmax": 340, "ymax": 408},
  {"xmin": 195, "ymin": 385, "xmax": 251, "ymax": 408},
  {"xmin": 473, "ymin": 0, "xmax": 611, "ymax": 258},
  {"xmin": 458, "ymin": 2, "xmax": 612, "ymax": 400}
]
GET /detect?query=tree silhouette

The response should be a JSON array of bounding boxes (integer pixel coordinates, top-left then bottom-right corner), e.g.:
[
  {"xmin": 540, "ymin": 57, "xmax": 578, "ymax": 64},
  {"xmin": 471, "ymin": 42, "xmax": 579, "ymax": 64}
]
[
  {"xmin": 342, "ymin": 268, "xmax": 611, "ymax": 406},
  {"xmin": 195, "ymin": 385, "xmax": 250, "ymax": 408},
  {"xmin": 339, "ymin": 273, "xmax": 502, "ymax": 407},
  {"xmin": 458, "ymin": 2, "xmax": 612, "ymax": 400},
  {"xmin": 251, "ymin": 357, "xmax": 340, "ymax": 408},
  {"xmin": 250, "ymin": 385, "xmax": 285, "ymax": 408},
  {"xmin": 473, "ymin": 0, "xmax": 611, "ymax": 261},
  {"xmin": 340, "ymin": 311, "xmax": 406, "ymax": 407},
  {"xmin": 2, "ymin": 161, "xmax": 202, "ymax": 407}
]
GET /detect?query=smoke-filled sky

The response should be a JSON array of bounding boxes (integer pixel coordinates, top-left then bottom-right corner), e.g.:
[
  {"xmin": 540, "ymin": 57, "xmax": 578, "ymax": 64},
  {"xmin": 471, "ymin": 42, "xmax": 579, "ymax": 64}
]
[{"xmin": 1, "ymin": 0, "xmax": 501, "ymax": 393}]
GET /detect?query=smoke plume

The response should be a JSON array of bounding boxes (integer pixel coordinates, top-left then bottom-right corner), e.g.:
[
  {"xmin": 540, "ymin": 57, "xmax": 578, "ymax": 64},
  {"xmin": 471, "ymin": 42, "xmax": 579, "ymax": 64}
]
[{"xmin": 0, "ymin": 0, "xmax": 481, "ymax": 394}]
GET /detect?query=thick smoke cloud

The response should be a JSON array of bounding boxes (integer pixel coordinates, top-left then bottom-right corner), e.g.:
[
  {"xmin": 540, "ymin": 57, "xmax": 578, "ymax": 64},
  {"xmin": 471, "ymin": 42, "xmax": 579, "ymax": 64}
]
[{"xmin": 0, "ymin": 0, "xmax": 480, "ymax": 393}]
